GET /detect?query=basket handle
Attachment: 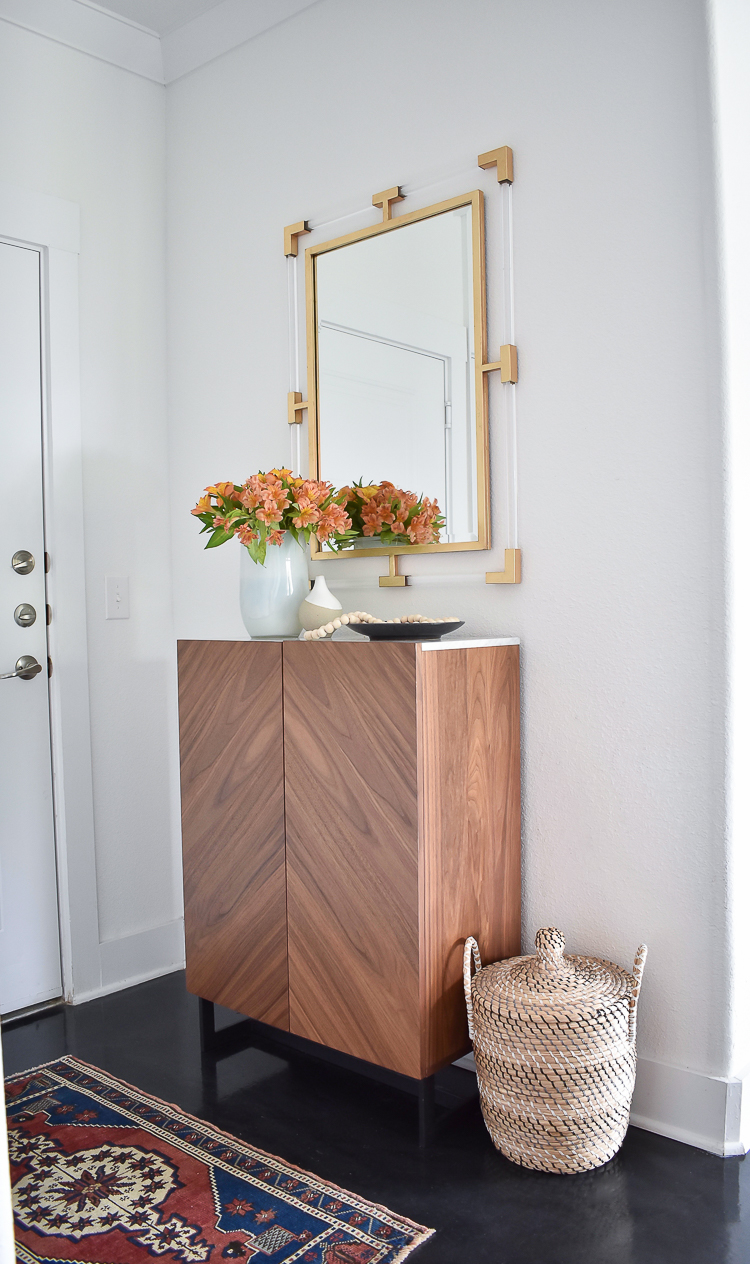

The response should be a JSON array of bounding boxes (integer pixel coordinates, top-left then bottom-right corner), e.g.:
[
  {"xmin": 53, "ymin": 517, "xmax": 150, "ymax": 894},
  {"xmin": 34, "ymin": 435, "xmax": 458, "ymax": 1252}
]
[
  {"xmin": 463, "ymin": 936, "xmax": 483, "ymax": 1040},
  {"xmin": 628, "ymin": 943, "xmax": 648, "ymax": 1046}
]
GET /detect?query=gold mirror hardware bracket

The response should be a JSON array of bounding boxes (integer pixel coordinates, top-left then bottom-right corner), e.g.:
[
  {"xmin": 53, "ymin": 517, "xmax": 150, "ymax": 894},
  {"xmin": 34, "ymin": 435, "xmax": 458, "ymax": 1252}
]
[
  {"xmin": 379, "ymin": 555, "xmax": 407, "ymax": 587},
  {"xmin": 288, "ymin": 391, "xmax": 308, "ymax": 424},
  {"xmin": 284, "ymin": 220, "xmax": 311, "ymax": 257},
  {"xmin": 372, "ymin": 187, "xmax": 405, "ymax": 222},
  {"xmin": 477, "ymin": 145, "xmax": 514, "ymax": 184},
  {"xmin": 486, "ymin": 548, "xmax": 522, "ymax": 585},
  {"xmin": 481, "ymin": 344, "xmax": 518, "ymax": 383}
]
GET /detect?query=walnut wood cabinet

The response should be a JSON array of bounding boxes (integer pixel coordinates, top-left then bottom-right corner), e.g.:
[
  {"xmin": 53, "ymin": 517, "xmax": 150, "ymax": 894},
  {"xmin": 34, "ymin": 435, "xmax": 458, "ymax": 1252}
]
[{"xmin": 177, "ymin": 637, "xmax": 521, "ymax": 1081}]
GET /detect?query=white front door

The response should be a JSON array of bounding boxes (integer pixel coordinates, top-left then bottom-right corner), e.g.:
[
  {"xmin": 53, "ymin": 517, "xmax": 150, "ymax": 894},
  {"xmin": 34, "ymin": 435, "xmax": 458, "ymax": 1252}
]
[{"xmin": 0, "ymin": 241, "xmax": 62, "ymax": 1014}]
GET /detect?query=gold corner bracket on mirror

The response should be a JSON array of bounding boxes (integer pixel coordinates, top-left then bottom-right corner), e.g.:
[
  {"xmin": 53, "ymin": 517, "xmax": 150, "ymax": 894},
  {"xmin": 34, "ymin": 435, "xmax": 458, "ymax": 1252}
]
[
  {"xmin": 284, "ymin": 220, "xmax": 311, "ymax": 257},
  {"xmin": 379, "ymin": 556, "xmax": 407, "ymax": 587},
  {"xmin": 486, "ymin": 549, "xmax": 522, "ymax": 585},
  {"xmin": 477, "ymin": 145, "xmax": 514, "ymax": 184}
]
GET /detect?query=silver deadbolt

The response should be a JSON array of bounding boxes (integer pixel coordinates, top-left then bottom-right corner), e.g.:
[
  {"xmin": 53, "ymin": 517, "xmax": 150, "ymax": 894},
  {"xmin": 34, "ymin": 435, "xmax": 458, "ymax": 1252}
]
[
  {"xmin": 14, "ymin": 603, "xmax": 36, "ymax": 627},
  {"xmin": 0, "ymin": 655, "xmax": 42, "ymax": 681},
  {"xmin": 11, "ymin": 550, "xmax": 35, "ymax": 575}
]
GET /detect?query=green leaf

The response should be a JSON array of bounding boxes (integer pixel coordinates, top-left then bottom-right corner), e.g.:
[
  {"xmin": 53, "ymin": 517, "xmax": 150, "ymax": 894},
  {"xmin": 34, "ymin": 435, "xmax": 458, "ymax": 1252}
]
[
  {"xmin": 205, "ymin": 527, "xmax": 232, "ymax": 549},
  {"xmin": 326, "ymin": 529, "xmax": 359, "ymax": 552},
  {"xmin": 244, "ymin": 540, "xmax": 264, "ymax": 565}
]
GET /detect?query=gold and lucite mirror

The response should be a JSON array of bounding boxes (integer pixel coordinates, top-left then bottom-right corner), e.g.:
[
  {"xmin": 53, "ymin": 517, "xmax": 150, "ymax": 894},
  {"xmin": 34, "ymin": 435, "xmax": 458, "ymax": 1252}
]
[{"xmin": 305, "ymin": 191, "xmax": 490, "ymax": 559}]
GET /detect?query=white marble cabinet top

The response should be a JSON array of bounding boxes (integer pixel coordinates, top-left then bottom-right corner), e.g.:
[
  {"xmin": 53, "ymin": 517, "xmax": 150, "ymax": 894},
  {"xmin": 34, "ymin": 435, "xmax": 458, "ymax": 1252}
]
[{"xmin": 419, "ymin": 637, "xmax": 520, "ymax": 651}]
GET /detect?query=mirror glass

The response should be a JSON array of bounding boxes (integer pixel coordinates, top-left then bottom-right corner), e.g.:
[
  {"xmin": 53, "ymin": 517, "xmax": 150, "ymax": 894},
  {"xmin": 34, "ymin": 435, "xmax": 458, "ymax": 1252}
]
[{"xmin": 313, "ymin": 200, "xmax": 483, "ymax": 549}]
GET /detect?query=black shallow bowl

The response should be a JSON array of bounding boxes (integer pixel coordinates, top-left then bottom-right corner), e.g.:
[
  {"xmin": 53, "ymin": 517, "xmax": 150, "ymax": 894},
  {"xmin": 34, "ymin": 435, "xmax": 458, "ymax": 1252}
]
[{"xmin": 348, "ymin": 620, "xmax": 465, "ymax": 641}]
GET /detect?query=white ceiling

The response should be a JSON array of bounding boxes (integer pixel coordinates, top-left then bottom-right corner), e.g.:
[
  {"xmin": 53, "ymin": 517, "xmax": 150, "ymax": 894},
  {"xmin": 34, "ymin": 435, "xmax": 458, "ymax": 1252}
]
[{"xmin": 88, "ymin": 0, "xmax": 226, "ymax": 37}]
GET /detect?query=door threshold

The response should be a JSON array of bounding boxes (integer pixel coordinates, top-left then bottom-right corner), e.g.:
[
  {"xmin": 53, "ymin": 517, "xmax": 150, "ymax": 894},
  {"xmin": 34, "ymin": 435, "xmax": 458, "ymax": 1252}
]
[{"xmin": 1, "ymin": 996, "xmax": 65, "ymax": 1029}]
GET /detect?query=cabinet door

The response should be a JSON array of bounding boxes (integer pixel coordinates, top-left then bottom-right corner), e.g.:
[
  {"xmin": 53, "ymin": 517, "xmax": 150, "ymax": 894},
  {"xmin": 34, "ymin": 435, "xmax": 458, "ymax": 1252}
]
[
  {"xmin": 178, "ymin": 641, "xmax": 288, "ymax": 1028},
  {"xmin": 417, "ymin": 643, "xmax": 521, "ymax": 1074},
  {"xmin": 283, "ymin": 641, "xmax": 421, "ymax": 1078}
]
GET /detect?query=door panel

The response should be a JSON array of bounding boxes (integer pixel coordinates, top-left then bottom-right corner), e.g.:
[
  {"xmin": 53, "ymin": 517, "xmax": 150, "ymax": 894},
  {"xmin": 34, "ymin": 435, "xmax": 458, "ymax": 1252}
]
[
  {"xmin": 0, "ymin": 242, "xmax": 61, "ymax": 1013},
  {"xmin": 178, "ymin": 640, "xmax": 288, "ymax": 1029},
  {"xmin": 417, "ymin": 643, "xmax": 522, "ymax": 1074},
  {"xmin": 283, "ymin": 641, "xmax": 421, "ymax": 1078}
]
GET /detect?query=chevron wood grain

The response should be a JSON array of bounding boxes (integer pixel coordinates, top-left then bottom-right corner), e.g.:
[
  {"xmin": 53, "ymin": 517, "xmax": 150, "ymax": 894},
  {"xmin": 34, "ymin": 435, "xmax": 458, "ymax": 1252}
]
[
  {"xmin": 283, "ymin": 641, "xmax": 422, "ymax": 1078},
  {"xmin": 417, "ymin": 643, "xmax": 521, "ymax": 1075},
  {"xmin": 177, "ymin": 640, "xmax": 288, "ymax": 1029}
]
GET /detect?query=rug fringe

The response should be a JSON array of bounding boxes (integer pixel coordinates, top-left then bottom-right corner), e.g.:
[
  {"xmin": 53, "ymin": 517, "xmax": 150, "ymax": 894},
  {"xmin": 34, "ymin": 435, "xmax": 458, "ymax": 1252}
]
[{"xmin": 4, "ymin": 1055, "xmax": 67, "ymax": 1083}]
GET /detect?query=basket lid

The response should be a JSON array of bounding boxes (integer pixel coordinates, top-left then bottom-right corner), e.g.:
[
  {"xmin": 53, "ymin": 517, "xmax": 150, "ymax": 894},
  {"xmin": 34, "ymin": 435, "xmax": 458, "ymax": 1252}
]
[{"xmin": 474, "ymin": 927, "xmax": 635, "ymax": 1014}]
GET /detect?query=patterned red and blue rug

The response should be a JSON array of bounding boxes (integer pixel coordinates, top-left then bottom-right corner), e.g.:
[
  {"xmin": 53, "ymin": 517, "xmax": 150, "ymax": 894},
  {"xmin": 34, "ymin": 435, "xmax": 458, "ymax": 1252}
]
[{"xmin": 6, "ymin": 1056, "xmax": 433, "ymax": 1264}]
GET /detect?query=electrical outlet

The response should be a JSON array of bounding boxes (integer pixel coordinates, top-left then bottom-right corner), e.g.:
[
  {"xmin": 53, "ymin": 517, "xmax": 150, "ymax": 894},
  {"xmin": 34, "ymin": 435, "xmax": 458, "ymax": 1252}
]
[{"xmin": 105, "ymin": 575, "xmax": 130, "ymax": 619}]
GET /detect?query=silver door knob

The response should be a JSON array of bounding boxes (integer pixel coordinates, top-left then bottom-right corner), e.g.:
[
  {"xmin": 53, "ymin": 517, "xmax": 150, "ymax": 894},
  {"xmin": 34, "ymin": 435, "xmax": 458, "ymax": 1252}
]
[
  {"xmin": 11, "ymin": 550, "xmax": 35, "ymax": 575},
  {"xmin": 14, "ymin": 603, "xmax": 36, "ymax": 627},
  {"xmin": 0, "ymin": 655, "xmax": 42, "ymax": 680}
]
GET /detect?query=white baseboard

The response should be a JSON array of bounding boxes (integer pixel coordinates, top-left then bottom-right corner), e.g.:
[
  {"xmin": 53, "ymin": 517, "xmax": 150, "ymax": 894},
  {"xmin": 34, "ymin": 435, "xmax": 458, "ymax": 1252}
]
[
  {"xmin": 630, "ymin": 1057, "xmax": 748, "ymax": 1157},
  {"xmin": 452, "ymin": 1051, "xmax": 750, "ymax": 1158},
  {"xmin": 71, "ymin": 918, "xmax": 185, "ymax": 1004}
]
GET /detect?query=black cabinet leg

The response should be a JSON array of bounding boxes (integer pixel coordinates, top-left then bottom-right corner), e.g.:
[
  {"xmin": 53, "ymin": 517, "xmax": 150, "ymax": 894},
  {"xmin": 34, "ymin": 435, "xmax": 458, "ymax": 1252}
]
[
  {"xmin": 199, "ymin": 997, "xmax": 216, "ymax": 1052},
  {"xmin": 418, "ymin": 1075, "xmax": 436, "ymax": 1148}
]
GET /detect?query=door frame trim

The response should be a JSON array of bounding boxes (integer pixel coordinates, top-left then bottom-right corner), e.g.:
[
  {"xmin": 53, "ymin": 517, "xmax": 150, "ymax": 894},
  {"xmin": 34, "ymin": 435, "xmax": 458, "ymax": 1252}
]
[{"xmin": 0, "ymin": 181, "xmax": 101, "ymax": 1000}]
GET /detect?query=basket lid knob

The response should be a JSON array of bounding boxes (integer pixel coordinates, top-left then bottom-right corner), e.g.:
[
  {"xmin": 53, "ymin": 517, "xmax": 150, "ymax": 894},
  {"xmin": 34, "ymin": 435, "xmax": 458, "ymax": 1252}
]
[{"xmin": 534, "ymin": 927, "xmax": 567, "ymax": 970}]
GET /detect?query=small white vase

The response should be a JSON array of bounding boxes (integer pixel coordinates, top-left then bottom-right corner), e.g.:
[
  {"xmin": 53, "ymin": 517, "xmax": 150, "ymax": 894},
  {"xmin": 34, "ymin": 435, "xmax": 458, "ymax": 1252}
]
[
  {"xmin": 239, "ymin": 532, "xmax": 308, "ymax": 638},
  {"xmin": 298, "ymin": 575, "xmax": 343, "ymax": 631}
]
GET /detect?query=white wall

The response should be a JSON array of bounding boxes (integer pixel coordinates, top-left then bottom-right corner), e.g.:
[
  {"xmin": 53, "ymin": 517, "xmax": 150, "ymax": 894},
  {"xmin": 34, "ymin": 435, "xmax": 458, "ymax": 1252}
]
[
  {"xmin": 0, "ymin": 22, "xmax": 183, "ymax": 995},
  {"xmin": 166, "ymin": 0, "xmax": 737, "ymax": 1149}
]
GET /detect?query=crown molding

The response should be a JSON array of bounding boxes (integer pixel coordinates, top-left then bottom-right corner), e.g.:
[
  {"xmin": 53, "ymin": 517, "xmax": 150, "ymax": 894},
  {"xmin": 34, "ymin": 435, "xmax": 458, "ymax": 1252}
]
[
  {"xmin": 0, "ymin": 0, "xmax": 321, "ymax": 85},
  {"xmin": 73, "ymin": 0, "xmax": 158, "ymax": 37},
  {"xmin": 161, "ymin": 0, "xmax": 319, "ymax": 82},
  {"xmin": 0, "ymin": 0, "xmax": 164, "ymax": 81}
]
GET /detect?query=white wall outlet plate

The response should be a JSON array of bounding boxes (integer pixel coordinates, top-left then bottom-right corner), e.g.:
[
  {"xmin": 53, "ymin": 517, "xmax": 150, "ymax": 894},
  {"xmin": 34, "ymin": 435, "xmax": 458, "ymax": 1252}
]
[{"xmin": 105, "ymin": 575, "xmax": 129, "ymax": 619}]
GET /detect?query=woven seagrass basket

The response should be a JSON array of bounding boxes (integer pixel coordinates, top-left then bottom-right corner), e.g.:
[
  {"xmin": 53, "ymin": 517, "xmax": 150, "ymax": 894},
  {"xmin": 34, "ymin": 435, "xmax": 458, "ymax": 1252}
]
[{"xmin": 464, "ymin": 927, "xmax": 647, "ymax": 1174}]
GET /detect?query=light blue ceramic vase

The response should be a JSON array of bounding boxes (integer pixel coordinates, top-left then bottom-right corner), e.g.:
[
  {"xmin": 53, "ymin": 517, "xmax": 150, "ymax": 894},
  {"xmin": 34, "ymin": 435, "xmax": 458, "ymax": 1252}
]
[{"xmin": 239, "ymin": 532, "xmax": 308, "ymax": 638}]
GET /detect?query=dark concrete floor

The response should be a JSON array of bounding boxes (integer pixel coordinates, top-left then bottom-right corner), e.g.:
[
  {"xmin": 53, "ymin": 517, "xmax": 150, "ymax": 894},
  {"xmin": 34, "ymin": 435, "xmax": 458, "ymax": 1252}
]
[{"xmin": 3, "ymin": 969, "xmax": 749, "ymax": 1264}]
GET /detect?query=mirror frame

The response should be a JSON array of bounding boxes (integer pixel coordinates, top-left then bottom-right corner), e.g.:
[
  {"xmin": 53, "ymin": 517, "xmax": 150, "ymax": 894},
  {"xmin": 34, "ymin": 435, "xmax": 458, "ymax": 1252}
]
[{"xmin": 305, "ymin": 189, "xmax": 490, "ymax": 559}]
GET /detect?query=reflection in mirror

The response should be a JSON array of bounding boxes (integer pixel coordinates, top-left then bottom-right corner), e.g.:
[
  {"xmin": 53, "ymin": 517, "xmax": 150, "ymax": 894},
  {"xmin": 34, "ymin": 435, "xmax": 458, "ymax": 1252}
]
[{"xmin": 314, "ymin": 202, "xmax": 480, "ymax": 548}]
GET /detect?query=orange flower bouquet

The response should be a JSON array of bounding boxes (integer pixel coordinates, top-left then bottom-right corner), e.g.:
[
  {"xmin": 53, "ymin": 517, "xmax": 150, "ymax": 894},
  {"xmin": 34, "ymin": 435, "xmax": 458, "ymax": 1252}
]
[
  {"xmin": 339, "ymin": 480, "xmax": 445, "ymax": 547},
  {"xmin": 192, "ymin": 469, "xmax": 357, "ymax": 565}
]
